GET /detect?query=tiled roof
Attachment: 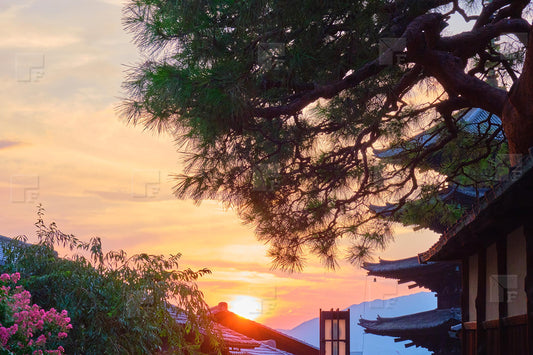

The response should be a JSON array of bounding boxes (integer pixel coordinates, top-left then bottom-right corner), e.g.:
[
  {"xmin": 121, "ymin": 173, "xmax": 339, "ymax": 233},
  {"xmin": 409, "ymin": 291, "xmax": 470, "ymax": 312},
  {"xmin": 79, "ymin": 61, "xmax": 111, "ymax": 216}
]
[
  {"xmin": 222, "ymin": 326, "xmax": 292, "ymax": 355},
  {"xmin": 212, "ymin": 303, "xmax": 318, "ymax": 355},
  {"xmin": 363, "ymin": 256, "xmax": 459, "ymax": 274},
  {"xmin": 359, "ymin": 308, "xmax": 461, "ymax": 354},
  {"xmin": 362, "ymin": 256, "xmax": 460, "ymax": 295},
  {"xmin": 461, "ymin": 108, "xmax": 503, "ymax": 140},
  {"xmin": 374, "ymin": 108, "xmax": 503, "ymax": 160},
  {"xmin": 0, "ymin": 235, "xmax": 30, "ymax": 264},
  {"xmin": 169, "ymin": 306, "xmax": 294, "ymax": 355},
  {"xmin": 221, "ymin": 326, "xmax": 261, "ymax": 349},
  {"xmin": 370, "ymin": 183, "xmax": 491, "ymax": 234},
  {"xmin": 0, "ymin": 237, "xmax": 6, "ymax": 262},
  {"xmin": 363, "ymin": 256, "xmax": 426, "ymax": 272},
  {"xmin": 359, "ymin": 308, "xmax": 461, "ymax": 333},
  {"xmin": 0, "ymin": 235, "xmax": 13, "ymax": 261}
]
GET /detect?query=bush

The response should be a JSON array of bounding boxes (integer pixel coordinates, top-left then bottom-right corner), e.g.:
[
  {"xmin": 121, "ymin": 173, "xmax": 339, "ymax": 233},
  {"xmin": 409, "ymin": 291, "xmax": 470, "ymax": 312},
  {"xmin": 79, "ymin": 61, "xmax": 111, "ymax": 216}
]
[
  {"xmin": 0, "ymin": 272, "xmax": 72, "ymax": 355},
  {"xmin": 0, "ymin": 206, "xmax": 221, "ymax": 354}
]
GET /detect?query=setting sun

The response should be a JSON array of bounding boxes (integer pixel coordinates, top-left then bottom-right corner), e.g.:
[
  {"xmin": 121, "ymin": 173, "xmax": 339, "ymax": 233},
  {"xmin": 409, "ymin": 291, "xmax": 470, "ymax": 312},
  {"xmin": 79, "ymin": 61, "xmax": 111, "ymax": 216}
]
[{"xmin": 229, "ymin": 296, "xmax": 263, "ymax": 320}]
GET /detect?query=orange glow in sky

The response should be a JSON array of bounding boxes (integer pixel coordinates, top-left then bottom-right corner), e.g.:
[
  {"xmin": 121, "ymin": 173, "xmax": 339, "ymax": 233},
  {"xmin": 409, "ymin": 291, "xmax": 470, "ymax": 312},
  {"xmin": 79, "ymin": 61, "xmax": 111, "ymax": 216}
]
[
  {"xmin": 0, "ymin": 0, "xmax": 441, "ymax": 330},
  {"xmin": 229, "ymin": 296, "xmax": 263, "ymax": 320}
]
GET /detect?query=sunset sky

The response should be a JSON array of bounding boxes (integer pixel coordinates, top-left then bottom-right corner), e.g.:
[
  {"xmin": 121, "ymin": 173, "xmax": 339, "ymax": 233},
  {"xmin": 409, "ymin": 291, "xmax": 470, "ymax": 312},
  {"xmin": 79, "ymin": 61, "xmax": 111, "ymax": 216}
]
[{"xmin": 0, "ymin": 0, "xmax": 441, "ymax": 329}]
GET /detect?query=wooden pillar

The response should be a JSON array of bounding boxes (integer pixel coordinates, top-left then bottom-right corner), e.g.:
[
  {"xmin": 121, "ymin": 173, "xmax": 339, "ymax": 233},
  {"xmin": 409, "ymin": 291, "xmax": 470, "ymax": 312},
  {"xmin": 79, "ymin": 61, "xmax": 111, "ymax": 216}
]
[
  {"xmin": 476, "ymin": 248, "xmax": 487, "ymax": 355},
  {"xmin": 462, "ymin": 256, "xmax": 470, "ymax": 355},
  {"xmin": 319, "ymin": 309, "xmax": 325, "ymax": 355},
  {"xmin": 497, "ymin": 237, "xmax": 507, "ymax": 354},
  {"xmin": 524, "ymin": 223, "xmax": 533, "ymax": 355}
]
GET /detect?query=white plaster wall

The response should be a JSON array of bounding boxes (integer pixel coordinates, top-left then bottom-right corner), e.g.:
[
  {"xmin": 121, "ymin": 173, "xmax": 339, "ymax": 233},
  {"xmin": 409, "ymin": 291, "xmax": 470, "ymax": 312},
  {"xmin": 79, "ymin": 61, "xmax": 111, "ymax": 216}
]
[
  {"xmin": 469, "ymin": 253, "xmax": 478, "ymax": 322},
  {"xmin": 507, "ymin": 226, "xmax": 527, "ymax": 317},
  {"xmin": 485, "ymin": 242, "xmax": 499, "ymax": 321}
]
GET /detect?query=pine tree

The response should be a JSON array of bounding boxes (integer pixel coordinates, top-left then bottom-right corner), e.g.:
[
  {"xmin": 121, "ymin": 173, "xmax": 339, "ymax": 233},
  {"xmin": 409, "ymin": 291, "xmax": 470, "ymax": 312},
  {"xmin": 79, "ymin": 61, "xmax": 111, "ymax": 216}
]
[{"xmin": 120, "ymin": 0, "xmax": 533, "ymax": 270}]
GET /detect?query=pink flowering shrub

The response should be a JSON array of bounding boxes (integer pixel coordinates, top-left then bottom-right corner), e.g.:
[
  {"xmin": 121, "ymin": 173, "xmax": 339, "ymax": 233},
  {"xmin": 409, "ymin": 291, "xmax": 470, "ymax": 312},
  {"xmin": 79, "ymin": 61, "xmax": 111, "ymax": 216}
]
[{"xmin": 0, "ymin": 273, "xmax": 71, "ymax": 354}]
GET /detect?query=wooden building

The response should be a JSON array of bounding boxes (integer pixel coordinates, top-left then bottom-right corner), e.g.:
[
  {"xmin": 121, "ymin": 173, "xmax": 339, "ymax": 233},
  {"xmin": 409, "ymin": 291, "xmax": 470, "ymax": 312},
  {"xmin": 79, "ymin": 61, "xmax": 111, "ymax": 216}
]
[
  {"xmin": 419, "ymin": 155, "xmax": 533, "ymax": 354},
  {"xmin": 358, "ymin": 257, "xmax": 461, "ymax": 354}
]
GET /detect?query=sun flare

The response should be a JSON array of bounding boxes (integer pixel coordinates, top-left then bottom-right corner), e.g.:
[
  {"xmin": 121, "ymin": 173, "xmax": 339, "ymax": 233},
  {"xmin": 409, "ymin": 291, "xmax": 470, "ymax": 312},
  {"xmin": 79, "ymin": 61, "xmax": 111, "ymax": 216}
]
[{"xmin": 229, "ymin": 296, "xmax": 262, "ymax": 320}]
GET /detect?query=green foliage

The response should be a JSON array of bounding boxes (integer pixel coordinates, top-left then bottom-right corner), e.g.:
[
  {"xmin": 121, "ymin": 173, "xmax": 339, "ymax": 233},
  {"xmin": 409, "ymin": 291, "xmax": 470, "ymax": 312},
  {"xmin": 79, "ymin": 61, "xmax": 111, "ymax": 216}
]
[
  {"xmin": 0, "ymin": 206, "xmax": 222, "ymax": 354},
  {"xmin": 120, "ymin": 0, "xmax": 526, "ymax": 269}
]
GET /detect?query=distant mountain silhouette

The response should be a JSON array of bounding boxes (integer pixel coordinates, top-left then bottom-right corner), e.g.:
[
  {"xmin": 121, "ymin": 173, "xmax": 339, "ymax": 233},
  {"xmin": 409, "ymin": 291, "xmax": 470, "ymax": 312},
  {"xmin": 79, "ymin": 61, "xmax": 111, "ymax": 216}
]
[{"xmin": 280, "ymin": 292, "xmax": 436, "ymax": 355}]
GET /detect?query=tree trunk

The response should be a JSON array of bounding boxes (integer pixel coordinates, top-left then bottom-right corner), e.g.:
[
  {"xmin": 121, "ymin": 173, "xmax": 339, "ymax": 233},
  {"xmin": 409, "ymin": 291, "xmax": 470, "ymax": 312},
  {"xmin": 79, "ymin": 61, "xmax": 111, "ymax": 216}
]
[{"xmin": 502, "ymin": 26, "xmax": 533, "ymax": 159}]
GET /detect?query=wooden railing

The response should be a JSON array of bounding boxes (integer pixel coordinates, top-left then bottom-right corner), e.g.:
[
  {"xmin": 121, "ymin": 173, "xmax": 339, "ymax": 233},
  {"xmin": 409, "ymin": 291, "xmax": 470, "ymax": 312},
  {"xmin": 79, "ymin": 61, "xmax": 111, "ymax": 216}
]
[{"xmin": 462, "ymin": 315, "xmax": 528, "ymax": 355}]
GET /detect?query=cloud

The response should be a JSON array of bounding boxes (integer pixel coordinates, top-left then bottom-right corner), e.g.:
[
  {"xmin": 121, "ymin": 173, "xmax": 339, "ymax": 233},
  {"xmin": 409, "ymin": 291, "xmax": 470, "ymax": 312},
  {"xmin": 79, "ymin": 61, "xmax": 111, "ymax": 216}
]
[
  {"xmin": 84, "ymin": 189, "xmax": 135, "ymax": 201},
  {"xmin": 0, "ymin": 2, "xmax": 32, "ymax": 14},
  {"xmin": 0, "ymin": 140, "xmax": 23, "ymax": 150},
  {"xmin": 96, "ymin": 0, "xmax": 124, "ymax": 6},
  {"xmin": 0, "ymin": 33, "xmax": 80, "ymax": 49},
  {"xmin": 84, "ymin": 189, "xmax": 175, "ymax": 202}
]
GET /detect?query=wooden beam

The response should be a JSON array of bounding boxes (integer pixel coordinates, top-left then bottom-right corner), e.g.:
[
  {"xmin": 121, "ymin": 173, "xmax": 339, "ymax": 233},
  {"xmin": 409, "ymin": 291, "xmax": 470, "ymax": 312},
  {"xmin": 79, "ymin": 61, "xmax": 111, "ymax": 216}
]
[
  {"xmin": 497, "ymin": 237, "xmax": 508, "ymax": 318},
  {"xmin": 462, "ymin": 257, "xmax": 470, "ymax": 322},
  {"xmin": 345, "ymin": 309, "xmax": 350, "ymax": 355},
  {"xmin": 497, "ymin": 236, "xmax": 507, "ymax": 354},
  {"xmin": 319, "ymin": 309, "xmax": 324, "ymax": 355},
  {"xmin": 476, "ymin": 248, "xmax": 487, "ymax": 355},
  {"xmin": 524, "ymin": 222, "xmax": 533, "ymax": 355},
  {"xmin": 461, "ymin": 256, "xmax": 470, "ymax": 355}
]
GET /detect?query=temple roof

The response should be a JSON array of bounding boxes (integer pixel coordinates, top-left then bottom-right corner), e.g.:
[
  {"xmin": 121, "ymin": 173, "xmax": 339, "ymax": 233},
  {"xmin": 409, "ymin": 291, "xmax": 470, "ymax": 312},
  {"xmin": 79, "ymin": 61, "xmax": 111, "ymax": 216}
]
[
  {"xmin": 358, "ymin": 307, "xmax": 461, "ymax": 335},
  {"xmin": 359, "ymin": 308, "xmax": 461, "ymax": 354},
  {"xmin": 461, "ymin": 108, "xmax": 503, "ymax": 140},
  {"xmin": 439, "ymin": 185, "xmax": 490, "ymax": 206},
  {"xmin": 363, "ymin": 256, "xmax": 428, "ymax": 273},
  {"xmin": 419, "ymin": 154, "xmax": 533, "ymax": 262},
  {"xmin": 370, "ymin": 183, "xmax": 491, "ymax": 234},
  {"xmin": 374, "ymin": 108, "xmax": 502, "ymax": 160},
  {"xmin": 374, "ymin": 108, "xmax": 503, "ymax": 177},
  {"xmin": 370, "ymin": 185, "xmax": 488, "ymax": 213},
  {"xmin": 362, "ymin": 256, "xmax": 460, "ymax": 293}
]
